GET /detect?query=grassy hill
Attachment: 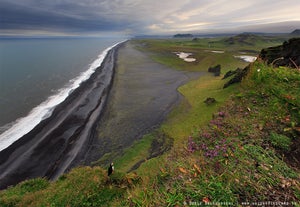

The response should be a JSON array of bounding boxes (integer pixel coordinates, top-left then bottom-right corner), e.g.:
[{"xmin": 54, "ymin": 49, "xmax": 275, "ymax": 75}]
[{"xmin": 1, "ymin": 36, "xmax": 299, "ymax": 206}]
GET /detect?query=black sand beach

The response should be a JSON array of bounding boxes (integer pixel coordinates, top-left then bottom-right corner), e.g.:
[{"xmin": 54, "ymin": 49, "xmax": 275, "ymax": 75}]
[
  {"xmin": 0, "ymin": 41, "xmax": 204, "ymax": 189},
  {"xmin": 0, "ymin": 43, "xmax": 120, "ymax": 189}
]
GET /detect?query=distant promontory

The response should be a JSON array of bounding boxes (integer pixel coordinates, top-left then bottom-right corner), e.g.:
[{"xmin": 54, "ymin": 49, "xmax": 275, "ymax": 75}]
[
  {"xmin": 290, "ymin": 29, "xmax": 300, "ymax": 35},
  {"xmin": 173, "ymin": 34, "xmax": 193, "ymax": 38}
]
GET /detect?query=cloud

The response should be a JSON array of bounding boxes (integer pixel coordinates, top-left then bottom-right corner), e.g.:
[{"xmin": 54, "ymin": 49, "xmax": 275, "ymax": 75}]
[
  {"xmin": 1, "ymin": 0, "xmax": 300, "ymax": 36},
  {"xmin": 0, "ymin": 1, "xmax": 127, "ymax": 32}
]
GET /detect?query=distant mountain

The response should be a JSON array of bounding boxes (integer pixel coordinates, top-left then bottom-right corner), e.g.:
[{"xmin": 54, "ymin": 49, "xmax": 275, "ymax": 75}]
[
  {"xmin": 290, "ymin": 29, "xmax": 300, "ymax": 35},
  {"xmin": 223, "ymin": 33, "xmax": 262, "ymax": 45},
  {"xmin": 173, "ymin": 34, "xmax": 193, "ymax": 38},
  {"xmin": 134, "ymin": 35, "xmax": 171, "ymax": 39}
]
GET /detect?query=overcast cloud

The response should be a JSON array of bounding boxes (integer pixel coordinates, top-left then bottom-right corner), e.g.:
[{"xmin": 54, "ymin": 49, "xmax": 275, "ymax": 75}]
[{"xmin": 1, "ymin": 0, "xmax": 300, "ymax": 36}]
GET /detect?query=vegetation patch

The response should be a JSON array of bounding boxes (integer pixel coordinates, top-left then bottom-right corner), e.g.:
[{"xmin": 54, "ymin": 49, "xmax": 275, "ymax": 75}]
[
  {"xmin": 0, "ymin": 167, "xmax": 141, "ymax": 207},
  {"xmin": 123, "ymin": 60, "xmax": 300, "ymax": 206},
  {"xmin": 112, "ymin": 131, "xmax": 173, "ymax": 173},
  {"xmin": 269, "ymin": 132, "xmax": 292, "ymax": 151}
]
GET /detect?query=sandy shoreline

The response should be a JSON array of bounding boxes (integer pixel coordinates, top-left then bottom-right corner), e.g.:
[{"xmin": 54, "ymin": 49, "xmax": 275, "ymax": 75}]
[
  {"xmin": 0, "ymin": 41, "xmax": 204, "ymax": 189},
  {"xmin": 0, "ymin": 43, "xmax": 121, "ymax": 189}
]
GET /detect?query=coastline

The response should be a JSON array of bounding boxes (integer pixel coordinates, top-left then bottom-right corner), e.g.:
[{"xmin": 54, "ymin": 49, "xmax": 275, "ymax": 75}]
[
  {"xmin": 0, "ymin": 42, "xmax": 123, "ymax": 189},
  {"xmin": 0, "ymin": 41, "xmax": 124, "ymax": 151},
  {"xmin": 0, "ymin": 40, "xmax": 204, "ymax": 190},
  {"xmin": 83, "ymin": 41, "xmax": 204, "ymax": 167}
]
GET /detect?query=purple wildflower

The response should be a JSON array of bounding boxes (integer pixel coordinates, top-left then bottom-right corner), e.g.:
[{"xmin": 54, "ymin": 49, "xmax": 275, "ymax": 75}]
[
  {"xmin": 187, "ymin": 136, "xmax": 197, "ymax": 152},
  {"xmin": 202, "ymin": 131, "xmax": 211, "ymax": 139},
  {"xmin": 201, "ymin": 143, "xmax": 208, "ymax": 150},
  {"xmin": 209, "ymin": 118, "xmax": 224, "ymax": 129},
  {"xmin": 218, "ymin": 111, "xmax": 226, "ymax": 117}
]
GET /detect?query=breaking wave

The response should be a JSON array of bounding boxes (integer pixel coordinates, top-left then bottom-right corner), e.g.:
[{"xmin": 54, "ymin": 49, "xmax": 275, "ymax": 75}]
[{"xmin": 0, "ymin": 41, "xmax": 125, "ymax": 152}]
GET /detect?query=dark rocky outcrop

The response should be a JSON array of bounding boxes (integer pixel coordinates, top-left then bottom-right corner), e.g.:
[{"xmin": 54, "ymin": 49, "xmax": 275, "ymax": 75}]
[
  {"xmin": 223, "ymin": 66, "xmax": 250, "ymax": 88},
  {"xmin": 222, "ymin": 69, "xmax": 238, "ymax": 80},
  {"xmin": 223, "ymin": 37, "xmax": 300, "ymax": 89},
  {"xmin": 204, "ymin": 97, "xmax": 217, "ymax": 105},
  {"xmin": 259, "ymin": 38, "xmax": 300, "ymax": 68},
  {"xmin": 208, "ymin": 64, "xmax": 221, "ymax": 76}
]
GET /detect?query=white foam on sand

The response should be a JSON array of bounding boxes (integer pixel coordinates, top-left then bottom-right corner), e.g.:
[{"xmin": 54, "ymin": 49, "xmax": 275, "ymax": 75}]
[
  {"xmin": 174, "ymin": 52, "xmax": 196, "ymax": 62},
  {"xmin": 0, "ymin": 40, "xmax": 126, "ymax": 152},
  {"xmin": 234, "ymin": 55, "xmax": 257, "ymax": 63}
]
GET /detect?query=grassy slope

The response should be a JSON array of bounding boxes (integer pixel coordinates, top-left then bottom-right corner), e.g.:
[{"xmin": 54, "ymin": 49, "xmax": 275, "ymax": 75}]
[
  {"xmin": 115, "ymin": 37, "xmax": 300, "ymax": 206},
  {"xmin": 128, "ymin": 62, "xmax": 300, "ymax": 206},
  {"xmin": 1, "ymin": 35, "xmax": 299, "ymax": 206},
  {"xmin": 116, "ymin": 35, "xmax": 285, "ymax": 170}
]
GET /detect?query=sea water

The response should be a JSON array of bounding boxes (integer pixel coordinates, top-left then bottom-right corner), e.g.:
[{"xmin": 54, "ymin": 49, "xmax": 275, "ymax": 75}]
[{"xmin": 0, "ymin": 37, "xmax": 124, "ymax": 150}]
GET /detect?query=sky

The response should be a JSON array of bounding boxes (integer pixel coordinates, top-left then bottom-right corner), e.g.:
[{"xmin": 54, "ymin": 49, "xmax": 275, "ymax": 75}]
[{"xmin": 1, "ymin": 0, "xmax": 300, "ymax": 36}]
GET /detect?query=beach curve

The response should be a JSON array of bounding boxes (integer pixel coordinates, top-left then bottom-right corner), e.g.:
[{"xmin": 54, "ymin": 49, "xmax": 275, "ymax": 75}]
[{"xmin": 0, "ymin": 42, "xmax": 124, "ymax": 189}]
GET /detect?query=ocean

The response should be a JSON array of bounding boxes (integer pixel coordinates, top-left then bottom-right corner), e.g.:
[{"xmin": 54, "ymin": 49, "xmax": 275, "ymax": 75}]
[{"xmin": 0, "ymin": 37, "xmax": 124, "ymax": 151}]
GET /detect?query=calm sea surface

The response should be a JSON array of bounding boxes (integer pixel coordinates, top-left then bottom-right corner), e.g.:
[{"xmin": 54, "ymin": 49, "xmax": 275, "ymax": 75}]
[{"xmin": 0, "ymin": 37, "xmax": 124, "ymax": 130}]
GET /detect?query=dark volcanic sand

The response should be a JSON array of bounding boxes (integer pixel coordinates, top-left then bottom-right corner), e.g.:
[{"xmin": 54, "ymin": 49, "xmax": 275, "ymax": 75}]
[
  {"xmin": 0, "ymin": 44, "xmax": 120, "ymax": 189},
  {"xmin": 84, "ymin": 41, "xmax": 204, "ymax": 165}
]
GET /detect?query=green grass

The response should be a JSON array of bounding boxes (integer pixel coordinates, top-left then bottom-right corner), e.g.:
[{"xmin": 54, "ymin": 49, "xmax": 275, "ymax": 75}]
[
  {"xmin": 133, "ymin": 35, "xmax": 287, "ymax": 73},
  {"xmin": 0, "ymin": 167, "xmax": 141, "ymax": 207},
  {"xmin": 0, "ymin": 178, "xmax": 49, "ymax": 207},
  {"xmin": 162, "ymin": 74, "xmax": 238, "ymax": 145},
  {"xmin": 123, "ymin": 61, "xmax": 300, "ymax": 206},
  {"xmin": 269, "ymin": 132, "xmax": 292, "ymax": 151},
  {"xmin": 133, "ymin": 38, "xmax": 249, "ymax": 72},
  {"xmin": 113, "ymin": 134, "xmax": 154, "ymax": 173}
]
